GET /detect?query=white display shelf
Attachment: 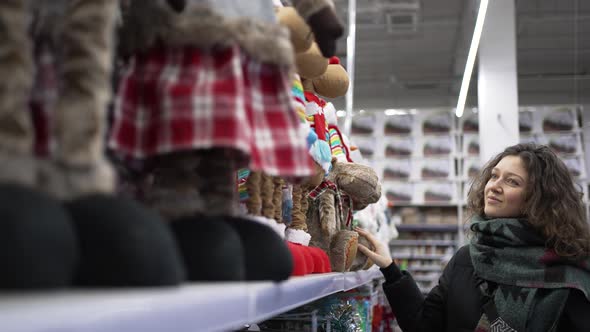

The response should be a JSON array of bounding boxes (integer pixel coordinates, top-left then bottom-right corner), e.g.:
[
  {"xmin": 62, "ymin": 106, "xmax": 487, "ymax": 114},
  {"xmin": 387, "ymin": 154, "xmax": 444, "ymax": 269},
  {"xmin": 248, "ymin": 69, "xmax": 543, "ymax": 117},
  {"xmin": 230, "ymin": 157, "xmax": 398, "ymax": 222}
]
[{"xmin": 0, "ymin": 268, "xmax": 383, "ymax": 332}]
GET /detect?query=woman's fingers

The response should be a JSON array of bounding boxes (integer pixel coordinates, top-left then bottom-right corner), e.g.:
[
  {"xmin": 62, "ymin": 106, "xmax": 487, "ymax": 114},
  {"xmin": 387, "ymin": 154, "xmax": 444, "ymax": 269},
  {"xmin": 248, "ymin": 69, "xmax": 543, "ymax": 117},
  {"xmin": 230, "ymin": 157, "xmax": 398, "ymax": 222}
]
[
  {"xmin": 355, "ymin": 227, "xmax": 379, "ymax": 247},
  {"xmin": 358, "ymin": 243, "xmax": 375, "ymax": 258}
]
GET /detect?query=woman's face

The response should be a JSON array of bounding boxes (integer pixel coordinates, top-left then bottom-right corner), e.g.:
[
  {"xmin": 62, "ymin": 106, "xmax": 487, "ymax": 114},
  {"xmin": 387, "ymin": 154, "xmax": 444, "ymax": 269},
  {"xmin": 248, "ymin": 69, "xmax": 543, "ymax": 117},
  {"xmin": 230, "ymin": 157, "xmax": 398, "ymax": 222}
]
[{"xmin": 484, "ymin": 155, "xmax": 529, "ymax": 218}]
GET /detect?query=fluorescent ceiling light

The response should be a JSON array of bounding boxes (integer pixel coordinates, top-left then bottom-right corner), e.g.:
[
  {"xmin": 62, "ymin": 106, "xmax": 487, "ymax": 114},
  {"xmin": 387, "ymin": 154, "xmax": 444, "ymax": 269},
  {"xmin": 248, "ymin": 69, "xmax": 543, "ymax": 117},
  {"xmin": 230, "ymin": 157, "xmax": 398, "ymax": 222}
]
[
  {"xmin": 456, "ymin": 0, "xmax": 489, "ymax": 118},
  {"xmin": 384, "ymin": 109, "xmax": 403, "ymax": 116}
]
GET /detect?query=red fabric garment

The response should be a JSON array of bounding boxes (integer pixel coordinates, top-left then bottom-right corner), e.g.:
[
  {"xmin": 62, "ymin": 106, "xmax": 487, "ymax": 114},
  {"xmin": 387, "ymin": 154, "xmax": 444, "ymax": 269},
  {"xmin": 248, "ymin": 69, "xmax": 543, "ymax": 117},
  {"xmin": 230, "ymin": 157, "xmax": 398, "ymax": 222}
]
[
  {"xmin": 304, "ymin": 91, "xmax": 328, "ymax": 142},
  {"xmin": 109, "ymin": 44, "xmax": 315, "ymax": 178}
]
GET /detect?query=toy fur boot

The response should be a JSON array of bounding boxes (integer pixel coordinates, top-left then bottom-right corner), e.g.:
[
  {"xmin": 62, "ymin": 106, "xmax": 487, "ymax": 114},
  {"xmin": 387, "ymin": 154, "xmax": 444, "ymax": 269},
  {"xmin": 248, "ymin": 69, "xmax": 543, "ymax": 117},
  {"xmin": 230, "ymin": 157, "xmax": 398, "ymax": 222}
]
[
  {"xmin": 0, "ymin": 0, "xmax": 78, "ymax": 289},
  {"xmin": 225, "ymin": 215, "xmax": 293, "ymax": 281},
  {"xmin": 260, "ymin": 173, "xmax": 275, "ymax": 219},
  {"xmin": 0, "ymin": 0, "xmax": 35, "ymax": 187},
  {"xmin": 245, "ymin": 171, "xmax": 262, "ymax": 216},
  {"xmin": 0, "ymin": 184, "xmax": 78, "ymax": 289},
  {"xmin": 49, "ymin": 0, "xmax": 185, "ymax": 286},
  {"xmin": 272, "ymin": 176, "xmax": 284, "ymax": 222},
  {"xmin": 39, "ymin": 0, "xmax": 116, "ymax": 200},
  {"xmin": 148, "ymin": 150, "xmax": 245, "ymax": 281}
]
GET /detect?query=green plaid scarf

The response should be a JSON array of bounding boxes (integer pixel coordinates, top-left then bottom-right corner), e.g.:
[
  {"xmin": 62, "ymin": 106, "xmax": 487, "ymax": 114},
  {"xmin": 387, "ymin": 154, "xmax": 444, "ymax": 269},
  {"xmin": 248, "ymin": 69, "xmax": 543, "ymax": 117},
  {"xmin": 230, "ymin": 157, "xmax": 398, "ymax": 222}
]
[{"xmin": 469, "ymin": 215, "xmax": 590, "ymax": 332}]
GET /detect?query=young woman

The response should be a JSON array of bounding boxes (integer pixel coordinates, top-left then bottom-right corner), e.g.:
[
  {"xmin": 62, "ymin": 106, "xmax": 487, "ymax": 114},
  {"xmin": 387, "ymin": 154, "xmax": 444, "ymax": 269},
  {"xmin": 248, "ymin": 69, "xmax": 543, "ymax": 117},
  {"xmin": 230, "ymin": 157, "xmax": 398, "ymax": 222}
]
[{"xmin": 357, "ymin": 143, "xmax": 590, "ymax": 331}]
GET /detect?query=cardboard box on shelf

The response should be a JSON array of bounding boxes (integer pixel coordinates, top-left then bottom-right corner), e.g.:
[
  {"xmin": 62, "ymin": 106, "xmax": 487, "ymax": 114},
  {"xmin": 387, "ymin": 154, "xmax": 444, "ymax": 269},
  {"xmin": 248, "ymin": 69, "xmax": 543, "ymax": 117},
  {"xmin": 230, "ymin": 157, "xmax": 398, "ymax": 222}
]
[
  {"xmin": 425, "ymin": 208, "xmax": 443, "ymax": 224},
  {"xmin": 400, "ymin": 207, "xmax": 421, "ymax": 224}
]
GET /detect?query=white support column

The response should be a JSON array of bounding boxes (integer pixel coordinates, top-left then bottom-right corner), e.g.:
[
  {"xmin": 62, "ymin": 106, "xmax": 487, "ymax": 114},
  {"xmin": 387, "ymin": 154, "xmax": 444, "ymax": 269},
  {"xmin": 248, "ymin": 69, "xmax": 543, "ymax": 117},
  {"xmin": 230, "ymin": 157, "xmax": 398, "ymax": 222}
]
[{"xmin": 478, "ymin": 0, "xmax": 519, "ymax": 163}]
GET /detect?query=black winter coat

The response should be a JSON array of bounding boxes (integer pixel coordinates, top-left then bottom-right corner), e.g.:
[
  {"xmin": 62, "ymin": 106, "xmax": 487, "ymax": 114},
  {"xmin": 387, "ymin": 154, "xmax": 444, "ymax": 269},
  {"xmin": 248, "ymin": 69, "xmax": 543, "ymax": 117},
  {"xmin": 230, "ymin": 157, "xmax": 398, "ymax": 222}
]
[{"xmin": 381, "ymin": 246, "xmax": 590, "ymax": 332}]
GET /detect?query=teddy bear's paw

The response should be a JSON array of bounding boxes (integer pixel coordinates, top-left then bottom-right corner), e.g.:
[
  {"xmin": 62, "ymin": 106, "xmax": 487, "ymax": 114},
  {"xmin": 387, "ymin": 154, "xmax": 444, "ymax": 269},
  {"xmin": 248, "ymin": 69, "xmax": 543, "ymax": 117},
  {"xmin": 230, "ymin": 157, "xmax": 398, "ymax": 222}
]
[
  {"xmin": 329, "ymin": 230, "xmax": 358, "ymax": 272},
  {"xmin": 37, "ymin": 158, "xmax": 115, "ymax": 200},
  {"xmin": 348, "ymin": 233, "xmax": 374, "ymax": 271}
]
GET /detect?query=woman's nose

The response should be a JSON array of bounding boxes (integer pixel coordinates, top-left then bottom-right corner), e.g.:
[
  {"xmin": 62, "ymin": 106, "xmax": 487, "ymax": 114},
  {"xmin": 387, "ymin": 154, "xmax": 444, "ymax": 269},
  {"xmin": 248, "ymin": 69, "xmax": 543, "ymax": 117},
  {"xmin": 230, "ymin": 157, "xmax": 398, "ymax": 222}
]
[{"xmin": 489, "ymin": 179, "xmax": 502, "ymax": 193}]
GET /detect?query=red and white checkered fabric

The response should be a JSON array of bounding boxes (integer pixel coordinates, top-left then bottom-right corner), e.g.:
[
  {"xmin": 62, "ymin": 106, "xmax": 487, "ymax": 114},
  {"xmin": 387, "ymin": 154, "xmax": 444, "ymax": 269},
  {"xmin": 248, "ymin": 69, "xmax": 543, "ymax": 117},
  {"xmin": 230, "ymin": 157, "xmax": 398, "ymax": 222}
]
[{"xmin": 109, "ymin": 44, "xmax": 314, "ymax": 178}]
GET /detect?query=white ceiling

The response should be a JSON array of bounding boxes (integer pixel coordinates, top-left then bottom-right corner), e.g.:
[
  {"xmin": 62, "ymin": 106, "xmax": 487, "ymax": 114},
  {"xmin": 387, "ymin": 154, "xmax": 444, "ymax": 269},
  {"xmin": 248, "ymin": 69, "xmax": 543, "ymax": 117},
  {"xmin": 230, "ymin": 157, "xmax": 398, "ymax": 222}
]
[{"xmin": 330, "ymin": 0, "xmax": 590, "ymax": 111}]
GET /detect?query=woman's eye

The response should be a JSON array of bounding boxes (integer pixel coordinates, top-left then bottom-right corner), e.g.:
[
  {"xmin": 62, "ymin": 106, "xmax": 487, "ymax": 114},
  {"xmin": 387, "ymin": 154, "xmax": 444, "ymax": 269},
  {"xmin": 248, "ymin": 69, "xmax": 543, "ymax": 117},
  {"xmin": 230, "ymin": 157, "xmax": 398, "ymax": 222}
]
[
  {"xmin": 490, "ymin": 173, "xmax": 498, "ymax": 179},
  {"xmin": 507, "ymin": 178, "xmax": 519, "ymax": 186}
]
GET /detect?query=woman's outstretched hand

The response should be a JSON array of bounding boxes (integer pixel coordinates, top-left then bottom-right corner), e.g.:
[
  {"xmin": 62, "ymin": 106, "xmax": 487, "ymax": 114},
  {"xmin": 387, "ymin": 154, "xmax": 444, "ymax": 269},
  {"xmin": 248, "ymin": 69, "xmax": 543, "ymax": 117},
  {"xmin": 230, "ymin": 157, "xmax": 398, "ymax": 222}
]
[{"xmin": 355, "ymin": 227, "xmax": 393, "ymax": 268}]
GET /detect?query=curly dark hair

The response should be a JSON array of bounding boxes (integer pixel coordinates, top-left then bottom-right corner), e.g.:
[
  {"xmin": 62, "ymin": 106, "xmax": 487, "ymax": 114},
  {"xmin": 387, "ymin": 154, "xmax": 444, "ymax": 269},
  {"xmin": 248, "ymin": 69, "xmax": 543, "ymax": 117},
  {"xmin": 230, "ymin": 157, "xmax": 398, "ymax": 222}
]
[{"xmin": 467, "ymin": 143, "xmax": 590, "ymax": 259}]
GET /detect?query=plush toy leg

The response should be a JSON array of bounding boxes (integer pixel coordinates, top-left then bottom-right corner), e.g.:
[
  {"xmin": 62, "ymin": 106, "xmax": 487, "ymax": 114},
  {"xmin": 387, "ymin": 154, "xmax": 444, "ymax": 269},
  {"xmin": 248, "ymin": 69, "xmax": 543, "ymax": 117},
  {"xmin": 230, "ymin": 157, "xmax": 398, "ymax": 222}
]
[
  {"xmin": 0, "ymin": 0, "xmax": 78, "ymax": 289},
  {"xmin": 147, "ymin": 150, "xmax": 245, "ymax": 281},
  {"xmin": 284, "ymin": 185, "xmax": 315, "ymax": 275},
  {"xmin": 38, "ymin": 0, "xmax": 116, "ymax": 200},
  {"xmin": 0, "ymin": 0, "xmax": 35, "ymax": 186},
  {"xmin": 194, "ymin": 149, "xmax": 239, "ymax": 216},
  {"xmin": 51, "ymin": 0, "xmax": 185, "ymax": 286},
  {"xmin": 189, "ymin": 150, "xmax": 292, "ymax": 281},
  {"xmin": 145, "ymin": 152, "xmax": 205, "ymax": 220},
  {"xmin": 245, "ymin": 171, "xmax": 262, "ymax": 216},
  {"xmin": 260, "ymin": 173, "xmax": 275, "ymax": 219},
  {"xmin": 272, "ymin": 176, "xmax": 284, "ymax": 222},
  {"xmin": 288, "ymin": 185, "xmax": 310, "ymax": 234}
]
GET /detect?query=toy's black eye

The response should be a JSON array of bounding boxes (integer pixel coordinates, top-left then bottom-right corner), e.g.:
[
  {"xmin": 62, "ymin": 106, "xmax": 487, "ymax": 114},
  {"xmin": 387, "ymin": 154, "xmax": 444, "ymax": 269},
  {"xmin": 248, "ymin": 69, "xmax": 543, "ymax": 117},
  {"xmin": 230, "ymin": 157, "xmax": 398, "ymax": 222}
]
[{"xmin": 166, "ymin": 0, "xmax": 186, "ymax": 13}]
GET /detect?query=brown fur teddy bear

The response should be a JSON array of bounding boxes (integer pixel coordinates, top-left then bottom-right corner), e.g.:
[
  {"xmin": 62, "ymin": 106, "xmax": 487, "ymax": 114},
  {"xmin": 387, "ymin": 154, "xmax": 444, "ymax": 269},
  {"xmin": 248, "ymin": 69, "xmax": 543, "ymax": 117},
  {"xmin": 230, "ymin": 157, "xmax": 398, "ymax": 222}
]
[{"xmin": 303, "ymin": 56, "xmax": 382, "ymax": 272}]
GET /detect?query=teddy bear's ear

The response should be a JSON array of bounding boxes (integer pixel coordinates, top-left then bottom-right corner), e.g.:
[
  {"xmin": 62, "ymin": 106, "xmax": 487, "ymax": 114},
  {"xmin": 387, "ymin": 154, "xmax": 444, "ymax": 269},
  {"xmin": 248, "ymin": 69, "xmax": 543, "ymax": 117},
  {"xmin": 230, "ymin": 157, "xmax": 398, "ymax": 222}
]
[
  {"xmin": 277, "ymin": 7, "xmax": 313, "ymax": 54},
  {"xmin": 296, "ymin": 43, "xmax": 329, "ymax": 80},
  {"xmin": 313, "ymin": 57, "xmax": 350, "ymax": 99},
  {"xmin": 166, "ymin": 0, "xmax": 186, "ymax": 13}
]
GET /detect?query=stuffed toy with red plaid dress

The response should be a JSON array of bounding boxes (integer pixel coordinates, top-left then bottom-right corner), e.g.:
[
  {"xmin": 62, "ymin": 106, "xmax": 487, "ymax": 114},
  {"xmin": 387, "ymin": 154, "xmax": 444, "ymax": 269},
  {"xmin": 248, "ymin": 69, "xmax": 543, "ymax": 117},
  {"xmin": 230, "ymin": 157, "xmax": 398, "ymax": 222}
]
[
  {"xmin": 109, "ymin": 0, "xmax": 344, "ymax": 281},
  {"xmin": 0, "ymin": 0, "xmax": 185, "ymax": 289}
]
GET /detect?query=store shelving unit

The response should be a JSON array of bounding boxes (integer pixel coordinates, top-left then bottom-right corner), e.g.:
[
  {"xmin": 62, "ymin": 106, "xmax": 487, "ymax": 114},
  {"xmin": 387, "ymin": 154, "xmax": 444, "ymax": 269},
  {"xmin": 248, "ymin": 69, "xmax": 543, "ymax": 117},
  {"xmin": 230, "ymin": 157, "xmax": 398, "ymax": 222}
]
[{"xmin": 0, "ymin": 269, "xmax": 383, "ymax": 332}]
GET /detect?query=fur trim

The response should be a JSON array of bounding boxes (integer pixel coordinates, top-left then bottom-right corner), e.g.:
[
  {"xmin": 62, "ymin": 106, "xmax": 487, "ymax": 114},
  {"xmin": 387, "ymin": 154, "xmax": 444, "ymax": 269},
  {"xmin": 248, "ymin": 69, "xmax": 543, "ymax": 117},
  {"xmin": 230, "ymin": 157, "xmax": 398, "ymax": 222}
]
[
  {"xmin": 324, "ymin": 102, "xmax": 338, "ymax": 125},
  {"xmin": 243, "ymin": 215, "xmax": 287, "ymax": 239},
  {"xmin": 0, "ymin": 0, "xmax": 34, "ymax": 161},
  {"xmin": 121, "ymin": 3, "xmax": 294, "ymax": 67},
  {"xmin": 54, "ymin": 0, "xmax": 117, "ymax": 182},
  {"xmin": 142, "ymin": 186, "xmax": 204, "ymax": 220},
  {"xmin": 0, "ymin": 153, "xmax": 36, "ymax": 187},
  {"xmin": 305, "ymin": 100, "xmax": 322, "ymax": 116},
  {"xmin": 286, "ymin": 228, "xmax": 311, "ymax": 246},
  {"xmin": 293, "ymin": 0, "xmax": 334, "ymax": 20},
  {"xmin": 37, "ymin": 158, "xmax": 115, "ymax": 201}
]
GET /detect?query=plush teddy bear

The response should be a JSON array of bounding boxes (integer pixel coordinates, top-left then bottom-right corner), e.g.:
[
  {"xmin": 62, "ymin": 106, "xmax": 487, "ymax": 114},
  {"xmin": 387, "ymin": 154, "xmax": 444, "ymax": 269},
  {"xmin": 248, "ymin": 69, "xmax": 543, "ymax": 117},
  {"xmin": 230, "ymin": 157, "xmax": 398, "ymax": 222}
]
[
  {"xmin": 109, "ymin": 0, "xmax": 344, "ymax": 281},
  {"xmin": 0, "ymin": 0, "xmax": 185, "ymax": 289},
  {"xmin": 302, "ymin": 56, "xmax": 383, "ymax": 272}
]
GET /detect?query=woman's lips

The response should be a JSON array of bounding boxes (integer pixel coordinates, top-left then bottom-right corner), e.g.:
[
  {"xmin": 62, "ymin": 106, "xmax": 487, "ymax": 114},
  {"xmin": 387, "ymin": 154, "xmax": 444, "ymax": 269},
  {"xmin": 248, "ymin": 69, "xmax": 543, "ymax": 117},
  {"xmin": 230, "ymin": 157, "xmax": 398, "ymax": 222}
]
[{"xmin": 486, "ymin": 196, "xmax": 502, "ymax": 203}]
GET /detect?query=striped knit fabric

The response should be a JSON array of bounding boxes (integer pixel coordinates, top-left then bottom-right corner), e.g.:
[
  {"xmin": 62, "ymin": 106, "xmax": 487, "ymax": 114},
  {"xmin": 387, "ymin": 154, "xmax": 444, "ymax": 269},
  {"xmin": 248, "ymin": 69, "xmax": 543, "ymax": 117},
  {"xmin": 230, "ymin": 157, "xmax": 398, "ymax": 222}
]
[
  {"xmin": 328, "ymin": 125, "xmax": 352, "ymax": 162},
  {"xmin": 237, "ymin": 168, "xmax": 250, "ymax": 201}
]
